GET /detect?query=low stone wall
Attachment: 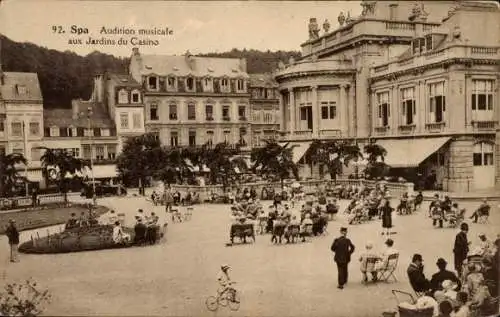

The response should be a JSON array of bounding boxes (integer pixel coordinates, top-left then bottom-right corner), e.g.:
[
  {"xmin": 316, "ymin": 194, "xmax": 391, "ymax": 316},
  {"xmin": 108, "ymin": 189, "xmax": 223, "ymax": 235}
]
[{"xmin": 169, "ymin": 179, "xmax": 414, "ymax": 201}]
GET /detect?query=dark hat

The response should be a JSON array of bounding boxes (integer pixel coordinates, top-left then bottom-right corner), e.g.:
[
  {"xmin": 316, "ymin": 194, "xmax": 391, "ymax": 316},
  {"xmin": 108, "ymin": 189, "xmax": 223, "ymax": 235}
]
[
  {"xmin": 412, "ymin": 254, "xmax": 423, "ymax": 262},
  {"xmin": 340, "ymin": 227, "xmax": 347, "ymax": 232},
  {"xmin": 460, "ymin": 222, "xmax": 469, "ymax": 230},
  {"xmin": 436, "ymin": 258, "xmax": 447, "ymax": 266},
  {"xmin": 385, "ymin": 239, "xmax": 394, "ymax": 246}
]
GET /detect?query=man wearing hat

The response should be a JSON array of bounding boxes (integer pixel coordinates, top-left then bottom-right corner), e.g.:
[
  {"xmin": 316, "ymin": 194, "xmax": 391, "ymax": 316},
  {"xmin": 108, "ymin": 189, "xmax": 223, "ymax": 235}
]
[
  {"xmin": 5, "ymin": 219, "xmax": 20, "ymax": 263},
  {"xmin": 453, "ymin": 222, "xmax": 470, "ymax": 277},
  {"xmin": 331, "ymin": 227, "xmax": 355, "ymax": 289},
  {"xmin": 430, "ymin": 258, "xmax": 461, "ymax": 293}
]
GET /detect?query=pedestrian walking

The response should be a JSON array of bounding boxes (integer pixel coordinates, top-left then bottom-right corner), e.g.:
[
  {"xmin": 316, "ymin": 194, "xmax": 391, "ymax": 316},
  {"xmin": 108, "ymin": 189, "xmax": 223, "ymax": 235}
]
[
  {"xmin": 330, "ymin": 227, "xmax": 355, "ymax": 289},
  {"xmin": 453, "ymin": 222, "xmax": 469, "ymax": 277},
  {"xmin": 164, "ymin": 187, "xmax": 173, "ymax": 213},
  {"xmin": 380, "ymin": 199, "xmax": 394, "ymax": 236},
  {"xmin": 5, "ymin": 219, "xmax": 20, "ymax": 263}
]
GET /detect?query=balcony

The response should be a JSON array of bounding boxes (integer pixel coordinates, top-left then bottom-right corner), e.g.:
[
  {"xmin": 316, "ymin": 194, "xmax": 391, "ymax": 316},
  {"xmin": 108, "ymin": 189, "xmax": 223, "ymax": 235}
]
[
  {"xmin": 374, "ymin": 126, "xmax": 390, "ymax": 135},
  {"xmin": 471, "ymin": 120, "xmax": 498, "ymax": 131},
  {"xmin": 319, "ymin": 129, "xmax": 341, "ymax": 139},
  {"xmin": 293, "ymin": 130, "xmax": 313, "ymax": 140},
  {"xmin": 398, "ymin": 124, "xmax": 416, "ymax": 134},
  {"xmin": 425, "ymin": 122, "xmax": 446, "ymax": 133}
]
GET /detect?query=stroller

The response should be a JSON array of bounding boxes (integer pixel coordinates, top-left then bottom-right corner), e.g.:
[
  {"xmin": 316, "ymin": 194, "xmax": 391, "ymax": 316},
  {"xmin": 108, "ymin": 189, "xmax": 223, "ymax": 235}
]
[{"xmin": 391, "ymin": 290, "xmax": 434, "ymax": 317}]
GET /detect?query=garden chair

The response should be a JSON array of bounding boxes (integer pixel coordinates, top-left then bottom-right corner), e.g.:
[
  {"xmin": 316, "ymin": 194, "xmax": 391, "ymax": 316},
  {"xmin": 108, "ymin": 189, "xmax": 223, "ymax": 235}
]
[
  {"xmin": 361, "ymin": 256, "xmax": 379, "ymax": 284},
  {"xmin": 378, "ymin": 253, "xmax": 399, "ymax": 282}
]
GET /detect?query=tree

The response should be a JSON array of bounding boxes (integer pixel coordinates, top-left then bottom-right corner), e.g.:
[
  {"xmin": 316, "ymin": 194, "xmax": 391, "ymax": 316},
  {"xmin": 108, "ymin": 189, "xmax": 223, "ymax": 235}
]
[
  {"xmin": 154, "ymin": 147, "xmax": 193, "ymax": 186},
  {"xmin": 0, "ymin": 152, "xmax": 26, "ymax": 197},
  {"xmin": 199, "ymin": 143, "xmax": 241, "ymax": 190},
  {"xmin": 363, "ymin": 143, "xmax": 390, "ymax": 180},
  {"xmin": 116, "ymin": 133, "xmax": 162, "ymax": 194},
  {"xmin": 308, "ymin": 140, "xmax": 363, "ymax": 181},
  {"xmin": 40, "ymin": 148, "xmax": 89, "ymax": 202},
  {"xmin": 251, "ymin": 139, "xmax": 299, "ymax": 189}
]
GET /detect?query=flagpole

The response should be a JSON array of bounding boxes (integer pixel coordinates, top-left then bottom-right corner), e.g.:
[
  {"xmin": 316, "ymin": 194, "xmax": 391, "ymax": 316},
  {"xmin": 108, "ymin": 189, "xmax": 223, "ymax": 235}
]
[{"xmin": 22, "ymin": 120, "xmax": 29, "ymax": 196}]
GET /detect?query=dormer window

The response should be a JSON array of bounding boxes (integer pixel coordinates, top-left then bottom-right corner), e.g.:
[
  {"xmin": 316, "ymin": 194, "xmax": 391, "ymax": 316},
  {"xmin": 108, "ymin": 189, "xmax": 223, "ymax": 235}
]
[
  {"xmin": 412, "ymin": 38, "xmax": 425, "ymax": 55},
  {"xmin": 16, "ymin": 85, "xmax": 27, "ymax": 95},
  {"xmin": 50, "ymin": 126, "xmax": 59, "ymax": 137},
  {"xmin": 186, "ymin": 77, "xmax": 195, "ymax": 92},
  {"xmin": 236, "ymin": 79, "xmax": 245, "ymax": 92},
  {"xmin": 203, "ymin": 77, "xmax": 213, "ymax": 92},
  {"xmin": 131, "ymin": 90, "xmax": 141, "ymax": 103},
  {"xmin": 425, "ymin": 35, "xmax": 433, "ymax": 51},
  {"xmin": 167, "ymin": 76, "xmax": 177, "ymax": 91},
  {"xmin": 118, "ymin": 89, "xmax": 129, "ymax": 104},
  {"xmin": 221, "ymin": 78, "xmax": 230, "ymax": 92},
  {"xmin": 148, "ymin": 76, "xmax": 158, "ymax": 90}
]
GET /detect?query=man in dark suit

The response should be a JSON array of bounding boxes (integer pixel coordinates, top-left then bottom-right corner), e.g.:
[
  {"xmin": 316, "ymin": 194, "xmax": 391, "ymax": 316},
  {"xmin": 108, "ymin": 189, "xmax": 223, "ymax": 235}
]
[
  {"xmin": 331, "ymin": 227, "xmax": 355, "ymax": 289},
  {"xmin": 430, "ymin": 258, "xmax": 461, "ymax": 293},
  {"xmin": 453, "ymin": 222, "xmax": 469, "ymax": 277}
]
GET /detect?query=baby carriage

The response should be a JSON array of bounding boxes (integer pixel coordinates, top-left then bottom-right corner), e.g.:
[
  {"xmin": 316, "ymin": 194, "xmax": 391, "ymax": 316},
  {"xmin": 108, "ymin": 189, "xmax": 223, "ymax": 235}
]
[{"xmin": 392, "ymin": 290, "xmax": 434, "ymax": 317}]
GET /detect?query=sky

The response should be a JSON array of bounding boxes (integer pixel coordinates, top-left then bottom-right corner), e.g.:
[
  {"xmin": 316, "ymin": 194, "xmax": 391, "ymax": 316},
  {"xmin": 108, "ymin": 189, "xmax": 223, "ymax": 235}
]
[{"xmin": 0, "ymin": 0, "xmax": 361, "ymax": 57}]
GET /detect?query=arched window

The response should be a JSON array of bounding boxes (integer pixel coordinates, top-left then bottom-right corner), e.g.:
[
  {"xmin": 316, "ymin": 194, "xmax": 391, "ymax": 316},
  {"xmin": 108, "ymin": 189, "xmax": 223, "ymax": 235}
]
[
  {"xmin": 473, "ymin": 142, "xmax": 494, "ymax": 166},
  {"xmin": 118, "ymin": 89, "xmax": 129, "ymax": 104}
]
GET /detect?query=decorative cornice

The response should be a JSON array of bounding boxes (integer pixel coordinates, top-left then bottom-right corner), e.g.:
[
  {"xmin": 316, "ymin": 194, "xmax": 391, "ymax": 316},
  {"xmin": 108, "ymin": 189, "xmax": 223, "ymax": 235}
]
[
  {"xmin": 275, "ymin": 69, "xmax": 356, "ymax": 81},
  {"xmin": 370, "ymin": 58, "xmax": 500, "ymax": 82}
]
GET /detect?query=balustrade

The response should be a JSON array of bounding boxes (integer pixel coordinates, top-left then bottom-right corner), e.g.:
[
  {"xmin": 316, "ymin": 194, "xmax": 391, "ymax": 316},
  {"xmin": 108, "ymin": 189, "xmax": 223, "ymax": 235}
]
[{"xmin": 425, "ymin": 122, "xmax": 446, "ymax": 133}]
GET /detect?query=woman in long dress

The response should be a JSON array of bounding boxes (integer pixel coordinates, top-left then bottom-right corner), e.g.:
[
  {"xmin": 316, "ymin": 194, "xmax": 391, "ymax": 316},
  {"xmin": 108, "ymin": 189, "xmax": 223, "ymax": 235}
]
[{"xmin": 380, "ymin": 199, "xmax": 394, "ymax": 236}]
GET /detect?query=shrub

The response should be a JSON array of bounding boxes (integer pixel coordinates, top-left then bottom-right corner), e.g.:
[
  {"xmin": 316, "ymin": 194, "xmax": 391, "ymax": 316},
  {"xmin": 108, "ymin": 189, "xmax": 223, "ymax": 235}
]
[{"xmin": 0, "ymin": 279, "xmax": 51, "ymax": 316}]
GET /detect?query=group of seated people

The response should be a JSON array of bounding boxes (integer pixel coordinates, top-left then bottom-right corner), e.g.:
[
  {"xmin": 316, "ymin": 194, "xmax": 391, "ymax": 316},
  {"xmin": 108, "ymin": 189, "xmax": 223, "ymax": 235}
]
[
  {"xmin": 133, "ymin": 209, "xmax": 162, "ymax": 245},
  {"xmin": 345, "ymin": 188, "xmax": 387, "ymax": 224},
  {"xmin": 428, "ymin": 195, "xmax": 469, "ymax": 228},
  {"xmin": 406, "ymin": 249, "xmax": 499, "ymax": 317},
  {"xmin": 65, "ymin": 209, "xmax": 99, "ymax": 230},
  {"xmin": 358, "ymin": 238, "xmax": 399, "ymax": 282},
  {"xmin": 151, "ymin": 190, "xmax": 199, "ymax": 206}
]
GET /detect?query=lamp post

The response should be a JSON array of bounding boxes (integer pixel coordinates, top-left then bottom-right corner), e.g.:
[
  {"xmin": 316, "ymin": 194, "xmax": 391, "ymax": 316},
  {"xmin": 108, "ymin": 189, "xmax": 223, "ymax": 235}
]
[{"xmin": 86, "ymin": 107, "xmax": 96, "ymax": 206}]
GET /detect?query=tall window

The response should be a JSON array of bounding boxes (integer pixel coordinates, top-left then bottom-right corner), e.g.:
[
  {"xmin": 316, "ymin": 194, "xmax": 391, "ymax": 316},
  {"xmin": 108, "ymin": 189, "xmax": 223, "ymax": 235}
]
[
  {"xmin": 205, "ymin": 104, "xmax": 214, "ymax": 120},
  {"xmin": 298, "ymin": 89, "xmax": 313, "ymax": 130},
  {"xmin": 389, "ymin": 4, "xmax": 398, "ymax": 20},
  {"xmin": 236, "ymin": 79, "xmax": 245, "ymax": 92},
  {"xmin": 95, "ymin": 145, "xmax": 105, "ymax": 160},
  {"xmin": 412, "ymin": 38, "xmax": 425, "ymax": 54},
  {"xmin": 118, "ymin": 89, "xmax": 129, "ymax": 104},
  {"xmin": 107, "ymin": 145, "xmax": 117, "ymax": 159},
  {"xmin": 223, "ymin": 130, "xmax": 231, "ymax": 143},
  {"xmin": 120, "ymin": 113, "xmax": 129, "ymax": 129},
  {"xmin": 93, "ymin": 128, "xmax": 101, "ymax": 137},
  {"xmin": 206, "ymin": 131, "xmax": 214, "ymax": 145},
  {"xmin": 473, "ymin": 142, "xmax": 494, "ymax": 166},
  {"xmin": 222, "ymin": 105, "xmax": 230, "ymax": 120},
  {"xmin": 239, "ymin": 128, "xmax": 247, "ymax": 146},
  {"xmin": 188, "ymin": 130, "xmax": 196, "ymax": 146},
  {"xmin": 264, "ymin": 112, "xmax": 273, "ymax": 123},
  {"xmin": 238, "ymin": 106, "xmax": 246, "ymax": 119},
  {"xmin": 320, "ymin": 101, "xmax": 337, "ymax": 120},
  {"xmin": 169, "ymin": 104, "xmax": 178, "ymax": 120},
  {"xmin": 0, "ymin": 116, "xmax": 4, "ymax": 133},
  {"xmin": 148, "ymin": 76, "xmax": 158, "ymax": 90},
  {"xmin": 428, "ymin": 82, "xmax": 446, "ymax": 123},
  {"xmin": 203, "ymin": 78, "xmax": 213, "ymax": 92},
  {"xmin": 253, "ymin": 111, "xmax": 261, "ymax": 123},
  {"xmin": 472, "ymin": 80, "xmax": 494, "ymax": 118},
  {"xmin": 376, "ymin": 92, "xmax": 390, "ymax": 127},
  {"xmin": 167, "ymin": 77, "xmax": 177, "ymax": 91},
  {"xmin": 425, "ymin": 35, "xmax": 433, "ymax": 51},
  {"xmin": 150, "ymin": 104, "xmax": 159, "ymax": 121},
  {"xmin": 29, "ymin": 122, "xmax": 40, "ymax": 136},
  {"xmin": 221, "ymin": 78, "xmax": 230, "ymax": 92},
  {"xmin": 11, "ymin": 122, "xmax": 22, "ymax": 137},
  {"xmin": 186, "ymin": 77, "xmax": 195, "ymax": 91},
  {"xmin": 188, "ymin": 103, "xmax": 196, "ymax": 120},
  {"xmin": 400, "ymin": 87, "xmax": 416, "ymax": 125},
  {"xmin": 170, "ymin": 131, "xmax": 179, "ymax": 146},
  {"xmin": 133, "ymin": 113, "xmax": 142, "ymax": 129},
  {"xmin": 60, "ymin": 127, "xmax": 69, "ymax": 137},
  {"xmin": 131, "ymin": 90, "xmax": 141, "ymax": 103}
]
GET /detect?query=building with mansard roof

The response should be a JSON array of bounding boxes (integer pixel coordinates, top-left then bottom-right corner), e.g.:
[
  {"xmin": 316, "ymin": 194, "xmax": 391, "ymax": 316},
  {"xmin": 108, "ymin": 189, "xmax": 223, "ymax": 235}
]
[
  {"xmin": 249, "ymin": 73, "xmax": 280, "ymax": 147},
  {"xmin": 275, "ymin": 0, "xmax": 499, "ymax": 192},
  {"xmin": 129, "ymin": 48, "xmax": 251, "ymax": 148}
]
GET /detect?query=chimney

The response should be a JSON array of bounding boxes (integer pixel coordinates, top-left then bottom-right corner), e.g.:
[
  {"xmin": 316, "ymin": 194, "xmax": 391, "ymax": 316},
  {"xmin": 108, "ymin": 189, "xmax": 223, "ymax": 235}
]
[
  {"xmin": 93, "ymin": 73, "xmax": 104, "ymax": 103},
  {"xmin": 185, "ymin": 50, "xmax": 195, "ymax": 69},
  {"xmin": 71, "ymin": 100, "xmax": 80, "ymax": 120}
]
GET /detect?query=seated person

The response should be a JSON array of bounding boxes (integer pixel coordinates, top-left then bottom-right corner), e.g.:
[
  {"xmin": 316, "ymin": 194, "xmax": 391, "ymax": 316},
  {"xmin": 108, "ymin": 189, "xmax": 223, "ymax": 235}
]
[
  {"xmin": 469, "ymin": 199, "xmax": 490, "ymax": 223},
  {"xmin": 326, "ymin": 199, "xmax": 339, "ymax": 215},
  {"xmin": 107, "ymin": 210, "xmax": 118, "ymax": 226},
  {"xmin": 481, "ymin": 258, "xmax": 498, "ymax": 297},
  {"xmin": 434, "ymin": 280, "xmax": 458, "ymax": 305},
  {"xmin": 300, "ymin": 213, "xmax": 313, "ymax": 235},
  {"xmin": 478, "ymin": 233, "xmax": 494, "ymax": 258},
  {"xmin": 112, "ymin": 221, "xmax": 130, "ymax": 244},
  {"xmin": 359, "ymin": 242, "xmax": 380, "ymax": 282},
  {"xmin": 464, "ymin": 263, "xmax": 484, "ymax": 299},
  {"xmin": 430, "ymin": 258, "xmax": 461, "ymax": 293},
  {"xmin": 374, "ymin": 239, "xmax": 399, "ymax": 275},
  {"xmin": 470, "ymin": 279, "xmax": 492, "ymax": 309},
  {"xmin": 436, "ymin": 300, "xmax": 453, "ymax": 317},
  {"xmin": 414, "ymin": 191, "xmax": 423, "ymax": 209},
  {"xmin": 65, "ymin": 213, "xmax": 78, "ymax": 230},
  {"xmin": 452, "ymin": 291, "xmax": 470, "ymax": 317},
  {"xmin": 407, "ymin": 254, "xmax": 431, "ymax": 293}
]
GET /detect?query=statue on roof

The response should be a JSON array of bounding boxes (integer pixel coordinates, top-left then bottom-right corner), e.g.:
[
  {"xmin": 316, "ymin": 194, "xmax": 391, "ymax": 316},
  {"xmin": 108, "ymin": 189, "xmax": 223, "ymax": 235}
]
[
  {"xmin": 409, "ymin": 2, "xmax": 428, "ymax": 22},
  {"xmin": 288, "ymin": 56, "xmax": 296, "ymax": 65},
  {"xmin": 308, "ymin": 18, "xmax": 320, "ymax": 40},
  {"xmin": 360, "ymin": 0, "xmax": 376, "ymax": 16},
  {"xmin": 278, "ymin": 61, "xmax": 285, "ymax": 70},
  {"xmin": 345, "ymin": 11, "xmax": 354, "ymax": 24},
  {"xmin": 323, "ymin": 19, "xmax": 331, "ymax": 33},
  {"xmin": 338, "ymin": 12, "xmax": 346, "ymax": 27}
]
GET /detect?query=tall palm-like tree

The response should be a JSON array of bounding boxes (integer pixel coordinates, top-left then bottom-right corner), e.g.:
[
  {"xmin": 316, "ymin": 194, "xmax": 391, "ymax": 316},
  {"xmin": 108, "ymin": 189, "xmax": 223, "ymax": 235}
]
[
  {"xmin": 251, "ymin": 139, "xmax": 299, "ymax": 189},
  {"xmin": 0, "ymin": 152, "xmax": 26, "ymax": 197},
  {"xmin": 199, "ymin": 143, "xmax": 240, "ymax": 189},
  {"xmin": 308, "ymin": 140, "xmax": 363, "ymax": 181},
  {"xmin": 363, "ymin": 143, "xmax": 389, "ymax": 180},
  {"xmin": 40, "ymin": 147, "xmax": 89, "ymax": 202}
]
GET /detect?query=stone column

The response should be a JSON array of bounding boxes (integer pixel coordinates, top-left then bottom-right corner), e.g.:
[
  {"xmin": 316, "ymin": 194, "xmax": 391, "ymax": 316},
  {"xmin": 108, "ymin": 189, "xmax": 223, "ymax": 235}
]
[
  {"xmin": 417, "ymin": 80, "xmax": 425, "ymax": 133},
  {"xmin": 311, "ymin": 86, "xmax": 318, "ymax": 138},
  {"xmin": 391, "ymin": 85, "xmax": 398, "ymax": 136},
  {"xmin": 340, "ymin": 84, "xmax": 348, "ymax": 137},
  {"xmin": 278, "ymin": 91, "xmax": 285, "ymax": 132},
  {"xmin": 289, "ymin": 88, "xmax": 295, "ymax": 135},
  {"xmin": 348, "ymin": 85, "xmax": 355, "ymax": 138}
]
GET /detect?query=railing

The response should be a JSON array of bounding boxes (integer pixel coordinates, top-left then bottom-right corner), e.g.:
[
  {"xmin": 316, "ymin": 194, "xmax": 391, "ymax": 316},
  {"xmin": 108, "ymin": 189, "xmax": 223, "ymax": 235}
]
[
  {"xmin": 374, "ymin": 126, "xmax": 390, "ymax": 134},
  {"xmin": 319, "ymin": 129, "xmax": 341, "ymax": 138},
  {"xmin": 293, "ymin": 130, "xmax": 313, "ymax": 139},
  {"xmin": 470, "ymin": 47, "xmax": 498, "ymax": 55},
  {"xmin": 339, "ymin": 27, "xmax": 353, "ymax": 36},
  {"xmin": 0, "ymin": 193, "xmax": 80, "ymax": 212},
  {"xmin": 471, "ymin": 120, "xmax": 498, "ymax": 130},
  {"xmin": 385, "ymin": 22, "xmax": 416, "ymax": 30},
  {"xmin": 425, "ymin": 122, "xmax": 446, "ymax": 133},
  {"xmin": 398, "ymin": 125, "xmax": 416, "ymax": 134}
]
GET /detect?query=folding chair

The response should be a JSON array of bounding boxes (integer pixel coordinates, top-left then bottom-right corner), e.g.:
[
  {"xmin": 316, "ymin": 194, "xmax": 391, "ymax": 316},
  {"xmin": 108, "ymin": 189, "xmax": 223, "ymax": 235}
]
[
  {"xmin": 361, "ymin": 256, "xmax": 379, "ymax": 284},
  {"xmin": 378, "ymin": 253, "xmax": 399, "ymax": 282}
]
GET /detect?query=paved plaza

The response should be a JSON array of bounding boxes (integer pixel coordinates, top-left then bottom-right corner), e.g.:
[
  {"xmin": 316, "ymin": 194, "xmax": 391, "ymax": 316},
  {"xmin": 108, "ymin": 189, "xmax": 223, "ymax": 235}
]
[{"xmin": 1, "ymin": 196, "xmax": 499, "ymax": 317}]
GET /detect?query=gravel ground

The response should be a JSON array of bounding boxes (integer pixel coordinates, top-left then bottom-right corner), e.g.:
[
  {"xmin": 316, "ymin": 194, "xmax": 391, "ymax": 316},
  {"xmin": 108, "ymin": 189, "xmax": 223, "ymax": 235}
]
[{"xmin": 1, "ymin": 196, "xmax": 498, "ymax": 317}]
